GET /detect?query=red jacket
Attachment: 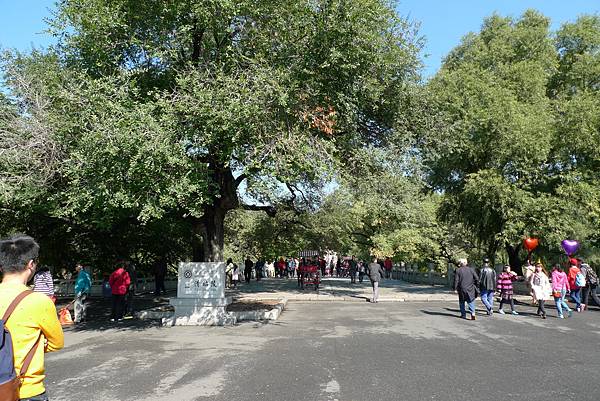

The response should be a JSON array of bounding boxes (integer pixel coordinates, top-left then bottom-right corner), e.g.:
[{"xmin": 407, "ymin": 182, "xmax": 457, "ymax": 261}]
[
  {"xmin": 568, "ymin": 266, "xmax": 581, "ymax": 289},
  {"xmin": 109, "ymin": 268, "xmax": 131, "ymax": 295},
  {"xmin": 384, "ymin": 259, "xmax": 393, "ymax": 270}
]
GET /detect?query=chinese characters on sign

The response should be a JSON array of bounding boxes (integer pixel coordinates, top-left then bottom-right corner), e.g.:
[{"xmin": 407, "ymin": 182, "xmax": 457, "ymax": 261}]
[{"xmin": 177, "ymin": 262, "xmax": 225, "ymax": 299}]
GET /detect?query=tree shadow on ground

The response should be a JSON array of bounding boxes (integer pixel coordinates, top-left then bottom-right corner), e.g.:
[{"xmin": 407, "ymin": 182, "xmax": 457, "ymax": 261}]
[
  {"xmin": 57, "ymin": 293, "xmax": 174, "ymax": 332},
  {"xmin": 65, "ymin": 318, "xmax": 163, "ymax": 332}
]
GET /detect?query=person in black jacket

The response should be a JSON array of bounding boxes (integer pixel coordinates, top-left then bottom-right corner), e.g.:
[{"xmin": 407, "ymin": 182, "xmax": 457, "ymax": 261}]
[
  {"xmin": 453, "ymin": 258, "xmax": 479, "ymax": 320},
  {"xmin": 479, "ymin": 258, "xmax": 496, "ymax": 316},
  {"xmin": 244, "ymin": 257, "xmax": 253, "ymax": 284},
  {"xmin": 367, "ymin": 257, "xmax": 386, "ymax": 303}
]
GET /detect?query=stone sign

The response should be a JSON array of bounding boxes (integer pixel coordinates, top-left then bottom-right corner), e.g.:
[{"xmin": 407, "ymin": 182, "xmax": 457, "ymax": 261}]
[{"xmin": 177, "ymin": 262, "xmax": 225, "ymax": 299}]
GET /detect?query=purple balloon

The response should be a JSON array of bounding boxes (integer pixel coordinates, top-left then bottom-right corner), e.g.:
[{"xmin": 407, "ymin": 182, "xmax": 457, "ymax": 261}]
[{"xmin": 561, "ymin": 239, "xmax": 580, "ymax": 255}]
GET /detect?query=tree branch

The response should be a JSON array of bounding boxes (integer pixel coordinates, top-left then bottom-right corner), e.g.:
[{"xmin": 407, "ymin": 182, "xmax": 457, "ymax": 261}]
[
  {"xmin": 234, "ymin": 173, "xmax": 247, "ymax": 189},
  {"xmin": 241, "ymin": 203, "xmax": 276, "ymax": 217}
]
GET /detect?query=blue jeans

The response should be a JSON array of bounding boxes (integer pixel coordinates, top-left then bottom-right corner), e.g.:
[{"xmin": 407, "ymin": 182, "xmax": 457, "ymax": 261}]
[
  {"xmin": 554, "ymin": 290, "xmax": 571, "ymax": 317},
  {"xmin": 571, "ymin": 288, "xmax": 582, "ymax": 309},
  {"xmin": 458, "ymin": 295, "xmax": 475, "ymax": 317},
  {"xmin": 480, "ymin": 289, "xmax": 494, "ymax": 312}
]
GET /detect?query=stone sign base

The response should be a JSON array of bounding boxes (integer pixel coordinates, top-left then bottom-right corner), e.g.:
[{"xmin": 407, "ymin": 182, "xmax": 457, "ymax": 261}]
[
  {"xmin": 163, "ymin": 297, "xmax": 236, "ymax": 326},
  {"xmin": 162, "ymin": 261, "xmax": 236, "ymax": 326}
]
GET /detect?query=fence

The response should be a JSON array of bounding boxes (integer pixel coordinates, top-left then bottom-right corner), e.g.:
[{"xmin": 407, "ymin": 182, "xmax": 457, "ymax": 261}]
[
  {"xmin": 389, "ymin": 263, "xmax": 534, "ymax": 295},
  {"xmin": 390, "ymin": 263, "xmax": 451, "ymax": 286}
]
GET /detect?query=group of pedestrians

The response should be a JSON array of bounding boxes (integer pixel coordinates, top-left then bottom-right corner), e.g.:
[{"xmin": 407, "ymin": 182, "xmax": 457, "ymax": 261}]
[
  {"xmin": 453, "ymin": 257, "xmax": 599, "ymax": 320},
  {"xmin": 225, "ymin": 257, "xmax": 302, "ymax": 287}
]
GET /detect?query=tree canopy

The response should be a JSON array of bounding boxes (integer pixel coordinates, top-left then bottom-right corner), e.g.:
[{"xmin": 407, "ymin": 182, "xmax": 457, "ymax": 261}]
[{"xmin": 2, "ymin": 6, "xmax": 600, "ymax": 274}]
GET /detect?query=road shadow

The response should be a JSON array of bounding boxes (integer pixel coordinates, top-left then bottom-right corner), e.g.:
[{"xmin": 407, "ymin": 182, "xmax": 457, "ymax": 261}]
[
  {"xmin": 57, "ymin": 293, "xmax": 173, "ymax": 332},
  {"xmin": 65, "ymin": 318, "xmax": 162, "ymax": 332},
  {"xmin": 421, "ymin": 310, "xmax": 462, "ymax": 319}
]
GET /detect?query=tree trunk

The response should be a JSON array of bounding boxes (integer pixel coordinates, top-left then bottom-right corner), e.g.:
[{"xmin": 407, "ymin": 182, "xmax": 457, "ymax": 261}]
[
  {"xmin": 505, "ymin": 242, "xmax": 523, "ymax": 276},
  {"xmin": 202, "ymin": 207, "xmax": 226, "ymax": 262},
  {"xmin": 191, "ymin": 217, "xmax": 205, "ymax": 262},
  {"xmin": 486, "ymin": 239, "xmax": 498, "ymax": 265}
]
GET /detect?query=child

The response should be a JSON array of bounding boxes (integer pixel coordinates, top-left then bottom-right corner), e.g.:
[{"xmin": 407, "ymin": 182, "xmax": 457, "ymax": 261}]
[
  {"xmin": 529, "ymin": 262, "xmax": 550, "ymax": 319},
  {"xmin": 551, "ymin": 264, "xmax": 572, "ymax": 318},
  {"xmin": 567, "ymin": 258, "xmax": 583, "ymax": 312},
  {"xmin": 231, "ymin": 264, "xmax": 239, "ymax": 289},
  {"xmin": 497, "ymin": 265, "xmax": 519, "ymax": 315}
]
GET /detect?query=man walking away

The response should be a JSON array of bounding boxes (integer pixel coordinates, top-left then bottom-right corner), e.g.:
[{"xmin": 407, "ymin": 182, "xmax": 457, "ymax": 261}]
[
  {"xmin": 453, "ymin": 259, "xmax": 479, "ymax": 320},
  {"xmin": 349, "ymin": 256, "xmax": 358, "ymax": 284},
  {"xmin": 255, "ymin": 259, "xmax": 264, "ymax": 281},
  {"xmin": 580, "ymin": 262, "xmax": 600, "ymax": 309},
  {"xmin": 109, "ymin": 262, "xmax": 131, "ymax": 322},
  {"xmin": 384, "ymin": 257, "xmax": 393, "ymax": 279},
  {"xmin": 153, "ymin": 257, "xmax": 167, "ymax": 296},
  {"xmin": 479, "ymin": 258, "xmax": 496, "ymax": 315},
  {"xmin": 367, "ymin": 257, "xmax": 386, "ymax": 303},
  {"xmin": 74, "ymin": 263, "xmax": 92, "ymax": 323},
  {"xmin": 0, "ymin": 235, "xmax": 64, "ymax": 401},
  {"xmin": 243, "ymin": 257, "xmax": 253, "ymax": 284}
]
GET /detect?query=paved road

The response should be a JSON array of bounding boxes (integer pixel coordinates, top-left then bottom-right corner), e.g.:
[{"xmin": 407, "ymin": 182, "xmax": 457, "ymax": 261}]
[
  {"xmin": 46, "ymin": 302, "xmax": 600, "ymax": 401},
  {"xmin": 230, "ymin": 277, "xmax": 470, "ymax": 302}
]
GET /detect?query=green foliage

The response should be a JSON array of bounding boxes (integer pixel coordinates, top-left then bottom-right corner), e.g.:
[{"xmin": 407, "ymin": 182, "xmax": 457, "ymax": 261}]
[
  {"xmin": 426, "ymin": 10, "xmax": 600, "ymax": 270},
  {"xmin": 1, "ymin": 0, "xmax": 422, "ymax": 266}
]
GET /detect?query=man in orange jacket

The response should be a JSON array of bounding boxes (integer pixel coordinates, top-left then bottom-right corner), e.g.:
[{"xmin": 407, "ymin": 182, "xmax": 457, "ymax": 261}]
[{"xmin": 0, "ymin": 235, "xmax": 64, "ymax": 401}]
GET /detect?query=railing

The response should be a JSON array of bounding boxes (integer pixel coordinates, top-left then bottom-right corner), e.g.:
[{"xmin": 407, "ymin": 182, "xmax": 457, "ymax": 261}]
[
  {"xmin": 389, "ymin": 263, "xmax": 532, "ymax": 295},
  {"xmin": 391, "ymin": 268, "xmax": 450, "ymax": 286}
]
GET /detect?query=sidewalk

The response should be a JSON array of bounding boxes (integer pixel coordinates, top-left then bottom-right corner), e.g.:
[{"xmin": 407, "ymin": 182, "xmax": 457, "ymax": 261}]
[{"xmin": 228, "ymin": 277, "xmax": 497, "ymax": 302}]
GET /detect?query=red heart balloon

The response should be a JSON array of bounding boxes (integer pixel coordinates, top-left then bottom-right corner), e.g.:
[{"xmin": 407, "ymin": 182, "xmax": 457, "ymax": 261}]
[{"xmin": 523, "ymin": 238, "xmax": 539, "ymax": 252}]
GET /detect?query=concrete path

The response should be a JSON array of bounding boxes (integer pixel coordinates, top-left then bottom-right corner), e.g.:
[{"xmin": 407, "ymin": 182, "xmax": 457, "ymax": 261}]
[
  {"xmin": 228, "ymin": 277, "xmax": 530, "ymax": 303},
  {"xmin": 46, "ymin": 301, "xmax": 600, "ymax": 401}
]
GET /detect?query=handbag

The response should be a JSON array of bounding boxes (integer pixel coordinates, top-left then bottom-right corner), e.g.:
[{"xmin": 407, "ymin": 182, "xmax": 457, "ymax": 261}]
[{"xmin": 552, "ymin": 290, "xmax": 562, "ymax": 298}]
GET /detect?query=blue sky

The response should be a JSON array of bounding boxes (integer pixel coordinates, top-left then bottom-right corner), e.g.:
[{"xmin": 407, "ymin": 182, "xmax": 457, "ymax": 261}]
[{"xmin": 1, "ymin": 0, "xmax": 599, "ymax": 77}]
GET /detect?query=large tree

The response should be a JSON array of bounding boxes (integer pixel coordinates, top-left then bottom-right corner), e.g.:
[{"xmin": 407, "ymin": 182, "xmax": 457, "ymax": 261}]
[
  {"xmin": 425, "ymin": 11, "xmax": 600, "ymax": 272},
  {"xmin": 1, "ymin": 0, "xmax": 422, "ymax": 265}
]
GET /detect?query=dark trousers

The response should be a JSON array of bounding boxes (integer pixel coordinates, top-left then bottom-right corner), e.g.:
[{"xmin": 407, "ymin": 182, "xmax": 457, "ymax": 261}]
[
  {"xmin": 244, "ymin": 269, "xmax": 252, "ymax": 283},
  {"xmin": 359, "ymin": 272, "xmax": 364, "ymax": 283},
  {"xmin": 154, "ymin": 276, "xmax": 166, "ymax": 295},
  {"xmin": 125, "ymin": 290, "xmax": 135, "ymax": 315},
  {"xmin": 537, "ymin": 299, "xmax": 546, "ymax": 316},
  {"xmin": 499, "ymin": 298, "xmax": 515, "ymax": 311},
  {"xmin": 111, "ymin": 294, "xmax": 126, "ymax": 320},
  {"xmin": 582, "ymin": 285, "xmax": 600, "ymax": 307}
]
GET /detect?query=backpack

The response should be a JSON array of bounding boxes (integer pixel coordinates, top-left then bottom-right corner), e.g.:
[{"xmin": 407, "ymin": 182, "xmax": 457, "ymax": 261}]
[
  {"xmin": 0, "ymin": 291, "xmax": 40, "ymax": 401},
  {"xmin": 586, "ymin": 267, "xmax": 598, "ymax": 286},
  {"xmin": 575, "ymin": 271, "xmax": 587, "ymax": 288}
]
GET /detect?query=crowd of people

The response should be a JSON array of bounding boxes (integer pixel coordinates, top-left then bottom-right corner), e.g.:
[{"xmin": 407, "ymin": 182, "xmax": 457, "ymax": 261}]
[
  {"xmin": 453, "ymin": 257, "xmax": 598, "ymax": 320},
  {"xmin": 224, "ymin": 254, "xmax": 395, "ymax": 288},
  {"xmin": 224, "ymin": 254, "xmax": 390, "ymax": 303}
]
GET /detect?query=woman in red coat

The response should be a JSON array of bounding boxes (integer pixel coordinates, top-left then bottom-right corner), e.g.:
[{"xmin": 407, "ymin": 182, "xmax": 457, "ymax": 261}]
[{"xmin": 109, "ymin": 262, "xmax": 131, "ymax": 321}]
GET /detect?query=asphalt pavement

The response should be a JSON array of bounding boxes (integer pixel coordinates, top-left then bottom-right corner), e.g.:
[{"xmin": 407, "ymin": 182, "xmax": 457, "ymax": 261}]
[{"xmin": 46, "ymin": 301, "xmax": 600, "ymax": 401}]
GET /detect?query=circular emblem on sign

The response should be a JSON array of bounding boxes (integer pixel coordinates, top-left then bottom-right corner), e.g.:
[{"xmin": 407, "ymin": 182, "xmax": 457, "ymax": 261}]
[{"xmin": 184, "ymin": 270, "xmax": 192, "ymax": 278}]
